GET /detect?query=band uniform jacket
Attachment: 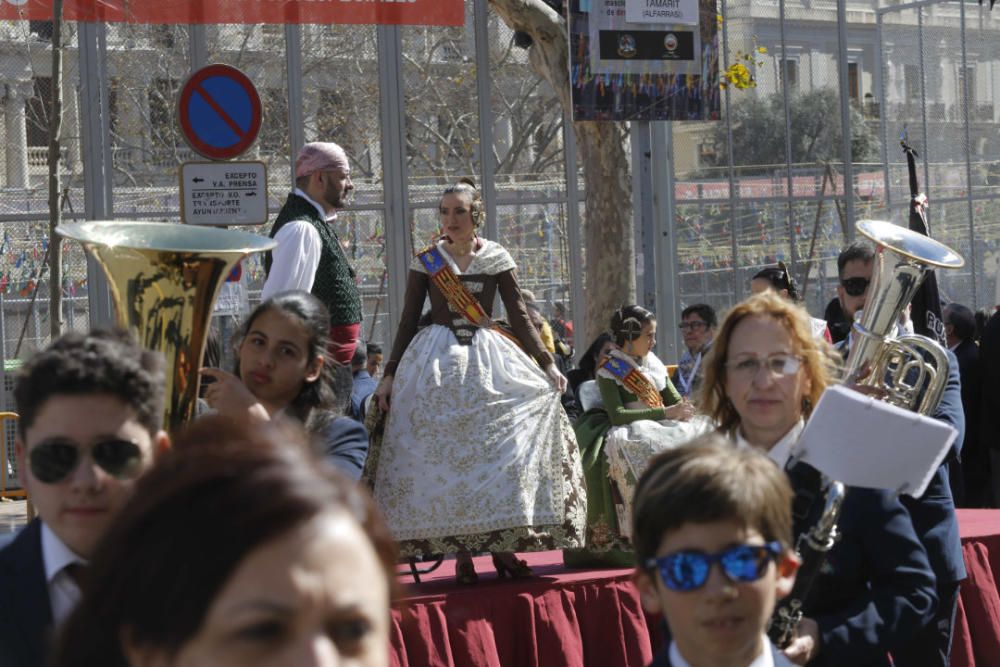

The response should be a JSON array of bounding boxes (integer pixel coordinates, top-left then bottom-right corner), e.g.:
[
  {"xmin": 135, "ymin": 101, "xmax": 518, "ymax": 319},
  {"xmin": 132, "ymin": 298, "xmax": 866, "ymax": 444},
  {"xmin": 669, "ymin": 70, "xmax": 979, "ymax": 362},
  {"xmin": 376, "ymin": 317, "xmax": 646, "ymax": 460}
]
[
  {"xmin": 0, "ymin": 520, "xmax": 55, "ymax": 667},
  {"xmin": 786, "ymin": 462, "xmax": 938, "ymax": 667}
]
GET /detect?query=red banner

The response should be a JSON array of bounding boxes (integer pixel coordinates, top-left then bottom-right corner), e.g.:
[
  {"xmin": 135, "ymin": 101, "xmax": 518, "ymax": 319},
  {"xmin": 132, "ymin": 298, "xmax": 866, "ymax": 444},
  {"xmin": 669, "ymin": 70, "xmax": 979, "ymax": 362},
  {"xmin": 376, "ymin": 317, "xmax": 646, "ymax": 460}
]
[{"xmin": 0, "ymin": 0, "xmax": 463, "ymax": 26}]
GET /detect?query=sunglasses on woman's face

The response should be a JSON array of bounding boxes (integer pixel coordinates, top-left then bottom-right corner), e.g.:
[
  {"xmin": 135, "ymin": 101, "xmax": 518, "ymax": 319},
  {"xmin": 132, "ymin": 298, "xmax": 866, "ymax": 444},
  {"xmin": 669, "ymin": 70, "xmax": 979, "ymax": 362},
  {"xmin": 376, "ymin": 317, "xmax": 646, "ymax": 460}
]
[
  {"xmin": 644, "ymin": 542, "xmax": 782, "ymax": 592},
  {"xmin": 840, "ymin": 277, "xmax": 870, "ymax": 297},
  {"xmin": 29, "ymin": 438, "xmax": 145, "ymax": 484}
]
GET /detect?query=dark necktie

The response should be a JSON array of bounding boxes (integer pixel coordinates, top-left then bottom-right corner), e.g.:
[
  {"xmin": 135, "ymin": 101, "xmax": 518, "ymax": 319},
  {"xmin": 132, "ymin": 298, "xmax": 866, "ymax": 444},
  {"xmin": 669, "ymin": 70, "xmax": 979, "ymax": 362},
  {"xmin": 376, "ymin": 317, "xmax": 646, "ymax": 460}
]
[{"xmin": 63, "ymin": 562, "xmax": 87, "ymax": 590}]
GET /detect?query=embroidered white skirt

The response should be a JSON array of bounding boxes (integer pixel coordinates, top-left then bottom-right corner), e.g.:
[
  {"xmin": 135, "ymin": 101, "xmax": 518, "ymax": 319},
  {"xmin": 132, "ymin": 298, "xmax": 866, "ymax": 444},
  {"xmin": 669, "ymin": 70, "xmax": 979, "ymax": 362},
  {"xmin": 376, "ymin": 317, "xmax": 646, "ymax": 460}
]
[
  {"xmin": 370, "ymin": 324, "xmax": 586, "ymax": 557},
  {"xmin": 605, "ymin": 415, "xmax": 715, "ymax": 541}
]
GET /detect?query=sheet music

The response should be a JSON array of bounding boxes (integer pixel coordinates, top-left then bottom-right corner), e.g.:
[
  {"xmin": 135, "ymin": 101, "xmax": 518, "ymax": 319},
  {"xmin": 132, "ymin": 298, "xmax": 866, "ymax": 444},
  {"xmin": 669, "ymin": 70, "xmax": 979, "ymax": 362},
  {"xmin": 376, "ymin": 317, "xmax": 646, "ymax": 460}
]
[{"xmin": 792, "ymin": 385, "xmax": 956, "ymax": 498}]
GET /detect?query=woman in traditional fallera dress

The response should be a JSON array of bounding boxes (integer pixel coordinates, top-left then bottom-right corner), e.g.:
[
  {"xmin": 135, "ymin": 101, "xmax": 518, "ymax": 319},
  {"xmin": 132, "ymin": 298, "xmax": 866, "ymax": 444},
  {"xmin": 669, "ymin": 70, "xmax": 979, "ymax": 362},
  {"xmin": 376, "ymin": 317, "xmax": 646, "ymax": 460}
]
[
  {"xmin": 370, "ymin": 179, "xmax": 586, "ymax": 583},
  {"xmin": 565, "ymin": 305, "xmax": 712, "ymax": 568}
]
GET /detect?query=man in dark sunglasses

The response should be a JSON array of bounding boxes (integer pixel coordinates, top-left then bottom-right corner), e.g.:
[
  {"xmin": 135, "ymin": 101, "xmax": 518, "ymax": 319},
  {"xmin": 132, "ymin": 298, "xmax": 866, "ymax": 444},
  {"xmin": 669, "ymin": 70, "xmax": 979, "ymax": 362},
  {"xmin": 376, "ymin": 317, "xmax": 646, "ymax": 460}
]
[
  {"xmin": 836, "ymin": 242, "xmax": 966, "ymax": 667},
  {"xmin": 633, "ymin": 436, "xmax": 799, "ymax": 667},
  {"xmin": 835, "ymin": 242, "xmax": 875, "ymax": 334},
  {"xmin": 0, "ymin": 330, "xmax": 169, "ymax": 667}
]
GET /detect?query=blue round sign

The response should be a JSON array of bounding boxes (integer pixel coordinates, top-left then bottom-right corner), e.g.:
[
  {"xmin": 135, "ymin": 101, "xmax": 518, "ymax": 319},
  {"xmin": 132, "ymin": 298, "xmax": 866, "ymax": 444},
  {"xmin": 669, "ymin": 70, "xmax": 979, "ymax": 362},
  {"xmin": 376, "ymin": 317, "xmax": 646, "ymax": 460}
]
[{"xmin": 178, "ymin": 64, "xmax": 262, "ymax": 160}]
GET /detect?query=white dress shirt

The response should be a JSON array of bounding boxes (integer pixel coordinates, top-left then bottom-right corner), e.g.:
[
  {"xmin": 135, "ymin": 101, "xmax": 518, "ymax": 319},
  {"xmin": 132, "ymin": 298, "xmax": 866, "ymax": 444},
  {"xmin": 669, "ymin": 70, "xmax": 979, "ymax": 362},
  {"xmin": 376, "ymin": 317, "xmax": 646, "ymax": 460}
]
[
  {"xmin": 260, "ymin": 188, "xmax": 331, "ymax": 301},
  {"xmin": 735, "ymin": 420, "xmax": 805, "ymax": 469},
  {"xmin": 40, "ymin": 522, "xmax": 87, "ymax": 626},
  {"xmin": 669, "ymin": 635, "xmax": 792, "ymax": 667}
]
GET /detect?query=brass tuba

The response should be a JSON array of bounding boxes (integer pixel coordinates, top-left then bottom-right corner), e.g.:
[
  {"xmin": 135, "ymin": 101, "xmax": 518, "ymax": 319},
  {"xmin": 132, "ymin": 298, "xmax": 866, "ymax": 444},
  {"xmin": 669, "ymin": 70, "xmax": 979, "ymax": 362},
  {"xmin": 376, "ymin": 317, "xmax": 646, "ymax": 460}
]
[
  {"xmin": 769, "ymin": 220, "xmax": 963, "ymax": 647},
  {"xmin": 56, "ymin": 221, "xmax": 276, "ymax": 431},
  {"xmin": 843, "ymin": 219, "xmax": 964, "ymax": 415}
]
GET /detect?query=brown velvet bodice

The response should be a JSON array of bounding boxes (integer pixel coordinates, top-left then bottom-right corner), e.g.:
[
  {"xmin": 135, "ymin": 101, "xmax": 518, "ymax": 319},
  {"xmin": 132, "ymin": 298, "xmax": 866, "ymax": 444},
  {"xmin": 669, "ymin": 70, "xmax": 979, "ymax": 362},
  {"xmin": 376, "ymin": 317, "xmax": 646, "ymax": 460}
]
[{"xmin": 385, "ymin": 242, "xmax": 552, "ymax": 376}]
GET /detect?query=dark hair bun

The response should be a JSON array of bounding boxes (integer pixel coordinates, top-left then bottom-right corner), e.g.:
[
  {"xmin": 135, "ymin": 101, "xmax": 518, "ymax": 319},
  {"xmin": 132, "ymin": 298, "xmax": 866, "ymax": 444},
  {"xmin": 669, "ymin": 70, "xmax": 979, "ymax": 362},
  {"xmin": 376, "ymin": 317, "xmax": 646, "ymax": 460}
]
[
  {"xmin": 457, "ymin": 176, "xmax": 477, "ymax": 189},
  {"xmin": 610, "ymin": 304, "xmax": 655, "ymax": 345}
]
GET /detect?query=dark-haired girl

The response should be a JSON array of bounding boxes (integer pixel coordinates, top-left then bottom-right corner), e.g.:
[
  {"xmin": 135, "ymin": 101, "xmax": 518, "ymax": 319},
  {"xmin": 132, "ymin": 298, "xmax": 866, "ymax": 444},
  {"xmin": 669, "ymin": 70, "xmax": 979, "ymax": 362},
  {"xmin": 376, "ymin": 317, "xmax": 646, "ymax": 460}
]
[
  {"xmin": 751, "ymin": 262, "xmax": 831, "ymax": 343},
  {"xmin": 566, "ymin": 305, "xmax": 710, "ymax": 568},
  {"xmin": 200, "ymin": 290, "xmax": 368, "ymax": 479},
  {"xmin": 368, "ymin": 178, "xmax": 586, "ymax": 583}
]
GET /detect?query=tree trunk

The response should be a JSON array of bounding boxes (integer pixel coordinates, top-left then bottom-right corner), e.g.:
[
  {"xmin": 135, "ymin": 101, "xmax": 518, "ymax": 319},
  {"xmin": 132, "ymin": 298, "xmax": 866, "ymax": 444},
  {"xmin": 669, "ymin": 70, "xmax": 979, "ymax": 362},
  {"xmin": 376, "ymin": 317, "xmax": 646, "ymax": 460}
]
[
  {"xmin": 488, "ymin": 0, "xmax": 635, "ymax": 348},
  {"xmin": 48, "ymin": 0, "xmax": 65, "ymax": 339}
]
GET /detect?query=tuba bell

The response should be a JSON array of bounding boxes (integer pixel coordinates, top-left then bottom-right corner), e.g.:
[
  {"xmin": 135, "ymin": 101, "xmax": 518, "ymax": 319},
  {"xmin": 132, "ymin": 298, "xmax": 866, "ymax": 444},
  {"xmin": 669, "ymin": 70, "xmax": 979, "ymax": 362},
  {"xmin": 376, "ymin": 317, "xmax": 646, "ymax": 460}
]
[
  {"xmin": 56, "ymin": 221, "xmax": 276, "ymax": 432},
  {"xmin": 843, "ymin": 219, "xmax": 964, "ymax": 415}
]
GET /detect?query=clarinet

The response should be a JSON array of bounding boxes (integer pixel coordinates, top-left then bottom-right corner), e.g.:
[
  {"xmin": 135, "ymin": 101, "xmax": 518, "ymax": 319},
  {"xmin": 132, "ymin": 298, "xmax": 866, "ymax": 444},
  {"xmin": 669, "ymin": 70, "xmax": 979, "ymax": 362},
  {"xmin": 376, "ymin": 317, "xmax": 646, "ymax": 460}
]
[{"xmin": 767, "ymin": 476, "xmax": 846, "ymax": 648}]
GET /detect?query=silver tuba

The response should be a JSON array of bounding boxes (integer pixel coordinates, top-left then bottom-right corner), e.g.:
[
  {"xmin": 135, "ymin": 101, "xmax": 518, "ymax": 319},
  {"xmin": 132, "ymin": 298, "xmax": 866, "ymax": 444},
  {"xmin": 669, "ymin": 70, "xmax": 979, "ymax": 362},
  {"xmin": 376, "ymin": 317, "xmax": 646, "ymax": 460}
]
[
  {"xmin": 769, "ymin": 220, "xmax": 963, "ymax": 647},
  {"xmin": 843, "ymin": 219, "xmax": 964, "ymax": 416},
  {"xmin": 57, "ymin": 221, "xmax": 276, "ymax": 432}
]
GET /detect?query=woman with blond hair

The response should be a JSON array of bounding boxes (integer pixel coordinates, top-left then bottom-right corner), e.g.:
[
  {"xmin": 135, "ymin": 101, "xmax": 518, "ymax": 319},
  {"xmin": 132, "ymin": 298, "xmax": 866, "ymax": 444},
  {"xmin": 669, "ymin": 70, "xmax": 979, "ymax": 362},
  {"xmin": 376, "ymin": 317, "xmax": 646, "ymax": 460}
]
[{"xmin": 697, "ymin": 291, "xmax": 936, "ymax": 667}]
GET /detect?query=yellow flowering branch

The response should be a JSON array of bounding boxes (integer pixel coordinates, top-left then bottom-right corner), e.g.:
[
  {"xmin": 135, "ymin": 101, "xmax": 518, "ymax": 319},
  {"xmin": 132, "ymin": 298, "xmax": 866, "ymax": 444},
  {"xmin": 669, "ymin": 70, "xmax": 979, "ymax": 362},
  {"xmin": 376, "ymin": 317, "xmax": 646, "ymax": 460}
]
[{"xmin": 719, "ymin": 25, "xmax": 768, "ymax": 91}]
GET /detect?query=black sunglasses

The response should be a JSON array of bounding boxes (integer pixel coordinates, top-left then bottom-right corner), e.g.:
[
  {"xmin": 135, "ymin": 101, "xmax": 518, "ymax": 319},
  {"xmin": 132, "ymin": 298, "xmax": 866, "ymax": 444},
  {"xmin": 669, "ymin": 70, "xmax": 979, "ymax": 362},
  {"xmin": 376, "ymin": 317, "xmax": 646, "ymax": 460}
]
[
  {"xmin": 29, "ymin": 438, "xmax": 145, "ymax": 484},
  {"xmin": 644, "ymin": 542, "xmax": 782, "ymax": 592},
  {"xmin": 840, "ymin": 277, "xmax": 870, "ymax": 297}
]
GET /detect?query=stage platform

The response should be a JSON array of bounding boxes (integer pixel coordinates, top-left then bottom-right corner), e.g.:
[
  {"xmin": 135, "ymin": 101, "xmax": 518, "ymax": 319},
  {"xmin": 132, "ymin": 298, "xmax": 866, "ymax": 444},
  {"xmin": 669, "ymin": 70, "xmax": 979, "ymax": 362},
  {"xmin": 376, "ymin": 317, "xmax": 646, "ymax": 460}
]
[
  {"xmin": 391, "ymin": 510, "xmax": 1000, "ymax": 667},
  {"xmin": 390, "ymin": 551, "xmax": 660, "ymax": 667}
]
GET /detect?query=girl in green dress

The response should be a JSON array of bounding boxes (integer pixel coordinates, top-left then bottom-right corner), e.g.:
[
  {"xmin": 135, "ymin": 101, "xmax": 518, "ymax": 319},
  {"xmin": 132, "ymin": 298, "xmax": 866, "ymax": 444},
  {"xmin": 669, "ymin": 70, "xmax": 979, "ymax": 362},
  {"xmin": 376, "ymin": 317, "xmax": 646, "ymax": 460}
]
[{"xmin": 565, "ymin": 305, "xmax": 710, "ymax": 567}]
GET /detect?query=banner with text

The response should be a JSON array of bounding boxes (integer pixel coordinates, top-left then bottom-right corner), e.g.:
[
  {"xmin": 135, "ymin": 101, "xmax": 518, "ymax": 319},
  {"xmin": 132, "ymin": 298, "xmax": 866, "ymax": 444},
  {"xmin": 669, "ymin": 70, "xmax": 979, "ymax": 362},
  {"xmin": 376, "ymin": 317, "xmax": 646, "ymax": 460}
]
[
  {"xmin": 569, "ymin": 0, "xmax": 719, "ymax": 121},
  {"xmin": 0, "ymin": 0, "xmax": 463, "ymax": 26}
]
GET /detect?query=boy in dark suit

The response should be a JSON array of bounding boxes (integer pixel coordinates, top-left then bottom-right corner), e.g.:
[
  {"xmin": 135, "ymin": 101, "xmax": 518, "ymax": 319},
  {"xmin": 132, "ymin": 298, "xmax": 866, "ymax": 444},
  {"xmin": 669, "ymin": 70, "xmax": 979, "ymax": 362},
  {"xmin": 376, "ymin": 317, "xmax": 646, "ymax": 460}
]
[
  {"xmin": 633, "ymin": 435, "xmax": 799, "ymax": 667},
  {"xmin": 0, "ymin": 330, "xmax": 169, "ymax": 667}
]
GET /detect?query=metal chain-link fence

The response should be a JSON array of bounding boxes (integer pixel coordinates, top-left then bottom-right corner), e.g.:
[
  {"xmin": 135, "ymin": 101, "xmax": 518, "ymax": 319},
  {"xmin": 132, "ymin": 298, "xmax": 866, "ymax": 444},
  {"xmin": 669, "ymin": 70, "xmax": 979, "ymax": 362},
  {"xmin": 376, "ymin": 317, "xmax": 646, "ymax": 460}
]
[{"xmin": 0, "ymin": 0, "xmax": 998, "ymax": 370}]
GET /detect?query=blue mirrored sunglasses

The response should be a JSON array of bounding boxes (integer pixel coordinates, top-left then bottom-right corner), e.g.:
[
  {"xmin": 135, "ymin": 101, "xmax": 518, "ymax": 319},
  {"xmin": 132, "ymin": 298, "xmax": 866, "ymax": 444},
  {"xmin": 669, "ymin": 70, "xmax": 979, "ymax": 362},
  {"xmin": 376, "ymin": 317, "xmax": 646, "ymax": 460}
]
[{"xmin": 644, "ymin": 542, "xmax": 782, "ymax": 592}]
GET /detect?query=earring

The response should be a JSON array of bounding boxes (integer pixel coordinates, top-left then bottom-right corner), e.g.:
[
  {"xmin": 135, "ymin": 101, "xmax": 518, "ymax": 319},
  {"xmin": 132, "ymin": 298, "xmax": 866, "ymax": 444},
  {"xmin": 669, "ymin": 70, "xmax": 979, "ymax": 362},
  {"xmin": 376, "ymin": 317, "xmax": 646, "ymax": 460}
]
[{"xmin": 801, "ymin": 396, "xmax": 812, "ymax": 413}]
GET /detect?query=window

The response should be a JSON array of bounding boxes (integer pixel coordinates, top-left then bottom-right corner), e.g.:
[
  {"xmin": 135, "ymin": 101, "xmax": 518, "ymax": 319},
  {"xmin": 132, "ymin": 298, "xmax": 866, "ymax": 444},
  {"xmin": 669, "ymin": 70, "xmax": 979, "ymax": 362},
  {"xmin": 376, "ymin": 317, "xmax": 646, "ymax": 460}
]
[
  {"xmin": 904, "ymin": 64, "xmax": 921, "ymax": 100},
  {"xmin": 151, "ymin": 25, "xmax": 176, "ymax": 48},
  {"xmin": 29, "ymin": 21, "xmax": 52, "ymax": 41},
  {"xmin": 316, "ymin": 90, "xmax": 347, "ymax": 138},
  {"xmin": 961, "ymin": 66, "xmax": 976, "ymax": 104},
  {"xmin": 108, "ymin": 78, "xmax": 119, "ymax": 141},
  {"xmin": 780, "ymin": 59, "xmax": 799, "ymax": 92},
  {"xmin": 848, "ymin": 62, "xmax": 859, "ymax": 101},
  {"xmin": 148, "ymin": 78, "xmax": 179, "ymax": 149},
  {"xmin": 26, "ymin": 77, "xmax": 51, "ymax": 148},
  {"xmin": 260, "ymin": 88, "xmax": 289, "ymax": 153}
]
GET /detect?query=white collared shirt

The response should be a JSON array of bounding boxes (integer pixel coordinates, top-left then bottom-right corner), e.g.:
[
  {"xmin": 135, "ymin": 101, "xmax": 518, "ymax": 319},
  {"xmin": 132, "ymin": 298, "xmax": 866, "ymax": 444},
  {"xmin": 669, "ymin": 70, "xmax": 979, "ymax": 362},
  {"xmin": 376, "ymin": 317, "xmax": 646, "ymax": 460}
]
[
  {"xmin": 669, "ymin": 635, "xmax": 792, "ymax": 667},
  {"xmin": 260, "ymin": 188, "xmax": 334, "ymax": 301},
  {"xmin": 735, "ymin": 420, "xmax": 805, "ymax": 468},
  {"xmin": 40, "ymin": 522, "xmax": 87, "ymax": 626}
]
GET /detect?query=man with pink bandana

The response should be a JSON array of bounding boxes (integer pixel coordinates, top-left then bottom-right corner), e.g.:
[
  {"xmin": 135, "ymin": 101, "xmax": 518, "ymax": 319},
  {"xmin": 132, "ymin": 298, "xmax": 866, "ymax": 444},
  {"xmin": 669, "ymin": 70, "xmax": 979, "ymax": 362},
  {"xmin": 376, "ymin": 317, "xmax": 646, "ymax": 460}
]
[{"xmin": 262, "ymin": 142, "xmax": 361, "ymax": 364}]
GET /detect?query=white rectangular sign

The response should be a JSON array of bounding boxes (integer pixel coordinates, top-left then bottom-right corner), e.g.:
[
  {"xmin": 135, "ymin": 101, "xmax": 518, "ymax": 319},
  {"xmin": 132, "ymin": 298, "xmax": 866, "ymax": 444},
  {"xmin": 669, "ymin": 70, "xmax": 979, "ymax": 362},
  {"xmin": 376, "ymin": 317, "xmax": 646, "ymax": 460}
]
[
  {"xmin": 180, "ymin": 161, "xmax": 268, "ymax": 226},
  {"xmin": 625, "ymin": 0, "xmax": 699, "ymax": 25}
]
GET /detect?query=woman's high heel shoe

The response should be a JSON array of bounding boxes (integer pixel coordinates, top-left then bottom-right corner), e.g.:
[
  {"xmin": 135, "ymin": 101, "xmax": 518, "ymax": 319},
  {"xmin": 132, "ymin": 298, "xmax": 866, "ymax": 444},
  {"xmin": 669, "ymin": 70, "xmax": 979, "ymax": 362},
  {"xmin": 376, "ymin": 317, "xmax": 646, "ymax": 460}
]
[
  {"xmin": 455, "ymin": 553, "xmax": 478, "ymax": 585},
  {"xmin": 491, "ymin": 552, "xmax": 533, "ymax": 579}
]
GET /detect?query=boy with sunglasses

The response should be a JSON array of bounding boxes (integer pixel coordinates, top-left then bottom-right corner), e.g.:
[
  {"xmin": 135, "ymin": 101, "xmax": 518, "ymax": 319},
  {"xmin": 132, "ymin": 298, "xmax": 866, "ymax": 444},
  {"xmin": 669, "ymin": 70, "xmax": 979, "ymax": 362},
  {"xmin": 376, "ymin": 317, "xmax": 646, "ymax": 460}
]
[
  {"xmin": 0, "ymin": 329, "xmax": 169, "ymax": 667},
  {"xmin": 633, "ymin": 435, "xmax": 800, "ymax": 667}
]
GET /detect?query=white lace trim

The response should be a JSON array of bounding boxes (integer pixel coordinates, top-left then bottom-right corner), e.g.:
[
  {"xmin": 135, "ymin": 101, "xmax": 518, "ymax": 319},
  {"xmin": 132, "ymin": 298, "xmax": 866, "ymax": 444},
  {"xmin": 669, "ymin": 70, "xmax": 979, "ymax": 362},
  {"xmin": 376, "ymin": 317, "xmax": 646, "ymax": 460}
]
[{"xmin": 410, "ymin": 238, "xmax": 516, "ymax": 275}]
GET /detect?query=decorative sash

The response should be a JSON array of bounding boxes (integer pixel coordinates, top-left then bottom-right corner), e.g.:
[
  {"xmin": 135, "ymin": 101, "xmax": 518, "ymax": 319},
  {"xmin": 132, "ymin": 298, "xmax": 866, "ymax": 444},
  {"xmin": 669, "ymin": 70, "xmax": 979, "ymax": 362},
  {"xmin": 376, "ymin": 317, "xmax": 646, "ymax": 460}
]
[
  {"xmin": 416, "ymin": 245, "xmax": 525, "ymax": 350},
  {"xmin": 599, "ymin": 354, "xmax": 664, "ymax": 409}
]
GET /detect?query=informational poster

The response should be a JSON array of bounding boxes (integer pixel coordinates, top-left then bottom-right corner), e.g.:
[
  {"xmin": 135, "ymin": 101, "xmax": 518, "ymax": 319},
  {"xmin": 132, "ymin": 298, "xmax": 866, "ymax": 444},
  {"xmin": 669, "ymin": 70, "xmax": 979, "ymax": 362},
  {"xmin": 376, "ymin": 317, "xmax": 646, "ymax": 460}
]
[
  {"xmin": 569, "ymin": 0, "xmax": 720, "ymax": 121},
  {"xmin": 180, "ymin": 162, "xmax": 269, "ymax": 226},
  {"xmin": 625, "ymin": 0, "xmax": 699, "ymax": 25},
  {"xmin": 0, "ymin": 0, "xmax": 463, "ymax": 26}
]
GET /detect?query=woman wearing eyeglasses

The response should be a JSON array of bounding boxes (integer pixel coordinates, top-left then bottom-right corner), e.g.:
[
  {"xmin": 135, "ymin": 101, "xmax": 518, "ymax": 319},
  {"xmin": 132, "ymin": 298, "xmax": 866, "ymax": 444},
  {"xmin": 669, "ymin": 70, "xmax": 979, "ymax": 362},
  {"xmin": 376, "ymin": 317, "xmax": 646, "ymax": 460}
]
[
  {"xmin": 751, "ymin": 262, "xmax": 831, "ymax": 343},
  {"xmin": 698, "ymin": 291, "xmax": 937, "ymax": 666},
  {"xmin": 565, "ymin": 305, "xmax": 710, "ymax": 568}
]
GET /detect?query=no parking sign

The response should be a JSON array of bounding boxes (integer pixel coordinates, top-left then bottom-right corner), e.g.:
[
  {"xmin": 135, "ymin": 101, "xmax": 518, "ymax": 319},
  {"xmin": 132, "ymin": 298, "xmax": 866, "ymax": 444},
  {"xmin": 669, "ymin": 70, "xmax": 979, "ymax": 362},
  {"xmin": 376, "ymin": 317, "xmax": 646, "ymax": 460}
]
[{"xmin": 177, "ymin": 64, "xmax": 262, "ymax": 160}]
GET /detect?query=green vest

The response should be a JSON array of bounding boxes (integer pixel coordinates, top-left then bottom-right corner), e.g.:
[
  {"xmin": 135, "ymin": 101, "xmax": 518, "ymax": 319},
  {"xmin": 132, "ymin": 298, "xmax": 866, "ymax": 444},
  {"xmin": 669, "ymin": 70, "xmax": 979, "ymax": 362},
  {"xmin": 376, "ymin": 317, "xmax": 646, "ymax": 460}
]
[{"xmin": 265, "ymin": 193, "xmax": 362, "ymax": 326}]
